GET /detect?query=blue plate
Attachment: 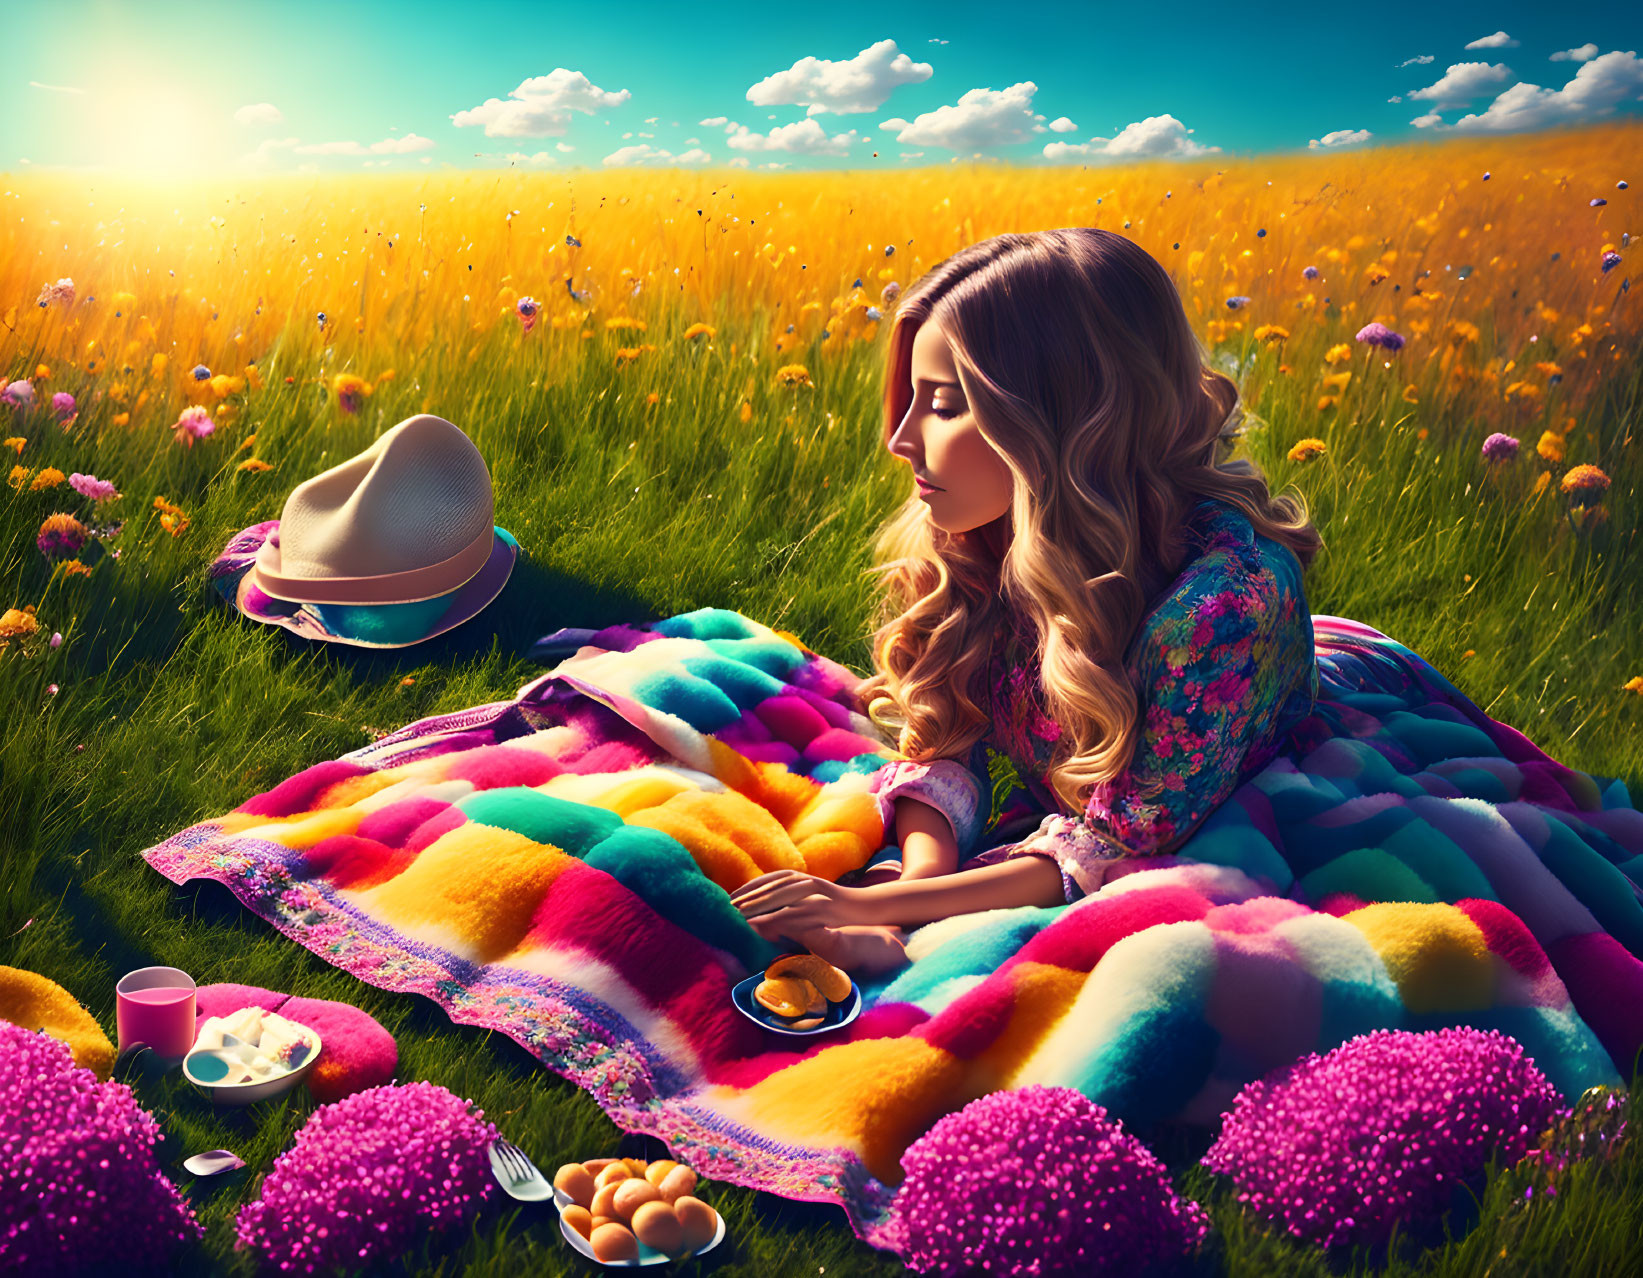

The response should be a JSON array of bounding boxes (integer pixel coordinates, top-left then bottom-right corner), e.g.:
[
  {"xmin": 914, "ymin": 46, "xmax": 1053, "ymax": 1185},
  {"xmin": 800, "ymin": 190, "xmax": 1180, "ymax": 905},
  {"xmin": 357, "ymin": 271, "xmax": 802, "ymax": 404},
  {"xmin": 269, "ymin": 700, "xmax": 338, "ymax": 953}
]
[{"xmin": 730, "ymin": 973, "xmax": 861, "ymax": 1037}]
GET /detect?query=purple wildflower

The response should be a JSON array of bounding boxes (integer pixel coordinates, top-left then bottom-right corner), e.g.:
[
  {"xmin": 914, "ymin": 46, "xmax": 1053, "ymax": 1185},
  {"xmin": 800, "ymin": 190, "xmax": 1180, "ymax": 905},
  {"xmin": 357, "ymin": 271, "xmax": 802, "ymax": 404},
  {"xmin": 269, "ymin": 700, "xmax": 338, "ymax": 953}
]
[
  {"xmin": 190, "ymin": 364, "xmax": 211, "ymax": 381},
  {"xmin": 69, "ymin": 472, "xmax": 121, "ymax": 503},
  {"xmin": 50, "ymin": 632, "xmax": 62, "ymax": 647},
  {"xmin": 1481, "ymin": 432, "xmax": 1520, "ymax": 463},
  {"xmin": 1201, "ymin": 1028, "xmax": 1566, "ymax": 1254},
  {"xmin": 2, "ymin": 380, "xmax": 35, "ymax": 412},
  {"xmin": 0, "ymin": 1022, "xmax": 203, "ymax": 1275},
  {"xmin": 1355, "ymin": 321, "xmax": 1406, "ymax": 351},
  {"xmin": 49, "ymin": 392, "xmax": 76, "ymax": 425},
  {"xmin": 891, "ymin": 1085, "xmax": 1209, "ymax": 1276},
  {"xmin": 1601, "ymin": 250, "xmax": 1622, "ymax": 274},
  {"xmin": 1225, "ymin": 295, "xmax": 1252, "ymax": 309},
  {"xmin": 172, "ymin": 406, "xmax": 215, "ymax": 445},
  {"xmin": 1303, "ymin": 265, "xmax": 1320, "ymax": 280},
  {"xmin": 515, "ymin": 296, "xmax": 539, "ymax": 334},
  {"xmin": 234, "ymin": 1081, "xmax": 498, "ymax": 1274},
  {"xmin": 36, "ymin": 513, "xmax": 88, "ymax": 561}
]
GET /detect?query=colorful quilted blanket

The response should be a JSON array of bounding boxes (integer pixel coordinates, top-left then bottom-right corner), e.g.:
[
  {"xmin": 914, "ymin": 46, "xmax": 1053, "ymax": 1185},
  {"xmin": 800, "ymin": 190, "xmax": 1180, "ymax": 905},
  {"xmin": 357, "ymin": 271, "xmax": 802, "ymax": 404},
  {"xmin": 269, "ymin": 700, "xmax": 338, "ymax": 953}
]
[{"xmin": 140, "ymin": 607, "xmax": 1643, "ymax": 1253}]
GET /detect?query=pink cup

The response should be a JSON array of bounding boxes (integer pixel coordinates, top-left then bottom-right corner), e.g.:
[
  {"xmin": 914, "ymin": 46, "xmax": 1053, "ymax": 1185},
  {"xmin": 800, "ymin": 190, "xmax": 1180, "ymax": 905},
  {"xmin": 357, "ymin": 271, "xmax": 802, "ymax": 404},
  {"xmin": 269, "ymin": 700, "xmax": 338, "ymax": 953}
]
[{"xmin": 116, "ymin": 966, "xmax": 197, "ymax": 1061}]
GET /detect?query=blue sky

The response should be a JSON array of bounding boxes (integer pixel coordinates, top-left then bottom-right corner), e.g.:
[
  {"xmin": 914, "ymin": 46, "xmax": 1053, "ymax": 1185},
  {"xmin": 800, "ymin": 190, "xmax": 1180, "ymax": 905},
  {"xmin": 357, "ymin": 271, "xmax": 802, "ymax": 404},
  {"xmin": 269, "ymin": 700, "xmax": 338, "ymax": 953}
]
[{"xmin": 4, "ymin": 1, "xmax": 1640, "ymax": 176}]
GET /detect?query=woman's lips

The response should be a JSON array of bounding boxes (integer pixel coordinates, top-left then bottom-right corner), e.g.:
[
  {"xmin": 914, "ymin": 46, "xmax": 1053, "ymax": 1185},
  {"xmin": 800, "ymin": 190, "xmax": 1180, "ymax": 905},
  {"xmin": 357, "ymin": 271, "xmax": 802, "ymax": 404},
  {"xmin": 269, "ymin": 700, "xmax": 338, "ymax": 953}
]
[{"xmin": 915, "ymin": 477, "xmax": 942, "ymax": 494}]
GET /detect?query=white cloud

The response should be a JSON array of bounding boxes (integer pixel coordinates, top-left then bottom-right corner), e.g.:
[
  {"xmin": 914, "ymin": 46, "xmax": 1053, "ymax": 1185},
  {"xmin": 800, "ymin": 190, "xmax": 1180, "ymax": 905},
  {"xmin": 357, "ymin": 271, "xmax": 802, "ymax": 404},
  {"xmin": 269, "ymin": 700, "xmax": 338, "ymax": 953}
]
[
  {"xmin": 295, "ymin": 133, "xmax": 435, "ymax": 156},
  {"xmin": 644, "ymin": 116, "xmax": 659, "ymax": 123},
  {"xmin": 901, "ymin": 150, "xmax": 925, "ymax": 159},
  {"xmin": 556, "ymin": 141, "xmax": 575, "ymax": 152},
  {"xmin": 28, "ymin": 80, "xmax": 84, "ymax": 93},
  {"xmin": 237, "ymin": 136, "xmax": 300, "ymax": 168},
  {"xmin": 1464, "ymin": 31, "xmax": 1519, "ymax": 50},
  {"xmin": 602, "ymin": 144, "xmax": 711, "ymax": 167},
  {"xmin": 725, "ymin": 119, "xmax": 860, "ymax": 155},
  {"xmin": 1309, "ymin": 128, "xmax": 1372, "ymax": 148},
  {"xmin": 234, "ymin": 102, "xmax": 283, "ymax": 127},
  {"xmin": 878, "ymin": 81, "xmax": 1048, "ymax": 150},
  {"xmin": 1388, "ymin": 95, "xmax": 1403, "ymax": 103},
  {"xmin": 1397, "ymin": 55, "xmax": 1435, "ymax": 67},
  {"xmin": 1410, "ymin": 111, "xmax": 1445, "ymax": 128},
  {"xmin": 1409, "ymin": 62, "xmax": 1515, "ymax": 106},
  {"xmin": 700, "ymin": 116, "xmax": 728, "ymax": 126},
  {"xmin": 452, "ymin": 69, "xmax": 630, "ymax": 138},
  {"xmin": 500, "ymin": 151, "xmax": 558, "ymax": 166},
  {"xmin": 761, "ymin": 161, "xmax": 789, "ymax": 169},
  {"xmin": 929, "ymin": 38, "xmax": 949, "ymax": 45},
  {"xmin": 1043, "ymin": 113, "xmax": 1220, "ymax": 161},
  {"xmin": 1047, "ymin": 116, "xmax": 1077, "ymax": 132},
  {"xmin": 1551, "ymin": 44, "xmax": 1599, "ymax": 63},
  {"xmin": 728, "ymin": 156, "xmax": 750, "ymax": 167},
  {"xmin": 747, "ymin": 39, "xmax": 933, "ymax": 116},
  {"xmin": 1449, "ymin": 50, "xmax": 1643, "ymax": 132}
]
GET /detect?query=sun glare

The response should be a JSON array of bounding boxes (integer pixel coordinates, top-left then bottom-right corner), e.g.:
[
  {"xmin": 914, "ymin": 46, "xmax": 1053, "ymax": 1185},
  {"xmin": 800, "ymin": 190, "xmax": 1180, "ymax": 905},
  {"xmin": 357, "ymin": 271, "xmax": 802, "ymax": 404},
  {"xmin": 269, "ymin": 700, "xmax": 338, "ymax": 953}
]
[{"xmin": 97, "ymin": 84, "xmax": 216, "ymax": 176}]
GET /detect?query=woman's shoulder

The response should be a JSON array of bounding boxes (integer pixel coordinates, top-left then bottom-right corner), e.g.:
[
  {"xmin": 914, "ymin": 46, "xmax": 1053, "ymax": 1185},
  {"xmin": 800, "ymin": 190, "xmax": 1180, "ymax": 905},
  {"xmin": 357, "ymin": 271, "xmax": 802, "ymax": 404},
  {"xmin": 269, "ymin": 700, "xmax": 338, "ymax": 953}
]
[{"xmin": 1132, "ymin": 499, "xmax": 1309, "ymax": 671}]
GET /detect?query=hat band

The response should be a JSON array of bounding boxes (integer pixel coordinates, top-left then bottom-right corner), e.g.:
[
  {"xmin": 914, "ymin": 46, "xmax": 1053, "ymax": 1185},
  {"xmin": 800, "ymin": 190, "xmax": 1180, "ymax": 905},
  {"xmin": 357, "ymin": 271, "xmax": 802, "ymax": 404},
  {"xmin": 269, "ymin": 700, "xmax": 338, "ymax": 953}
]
[{"xmin": 251, "ymin": 524, "xmax": 496, "ymax": 605}]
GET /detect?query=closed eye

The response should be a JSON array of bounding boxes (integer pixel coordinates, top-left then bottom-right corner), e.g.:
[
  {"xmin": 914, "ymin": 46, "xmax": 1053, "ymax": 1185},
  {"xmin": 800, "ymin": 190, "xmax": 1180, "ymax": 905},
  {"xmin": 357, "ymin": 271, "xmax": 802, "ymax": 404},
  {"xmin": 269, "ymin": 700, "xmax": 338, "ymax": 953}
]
[{"xmin": 932, "ymin": 406, "xmax": 963, "ymax": 420}]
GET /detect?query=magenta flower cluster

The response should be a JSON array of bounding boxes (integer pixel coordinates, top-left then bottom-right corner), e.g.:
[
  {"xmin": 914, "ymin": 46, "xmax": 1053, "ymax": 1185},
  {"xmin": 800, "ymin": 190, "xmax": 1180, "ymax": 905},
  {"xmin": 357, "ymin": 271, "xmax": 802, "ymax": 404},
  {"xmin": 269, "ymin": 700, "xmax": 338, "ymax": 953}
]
[
  {"xmin": 0, "ymin": 1022, "xmax": 203, "ymax": 1275},
  {"xmin": 1200, "ymin": 1027, "xmax": 1567, "ymax": 1254},
  {"xmin": 893, "ymin": 1085, "xmax": 1210, "ymax": 1276},
  {"xmin": 234, "ymin": 1080, "xmax": 499, "ymax": 1274},
  {"xmin": 1481, "ymin": 432, "xmax": 1521, "ymax": 463},
  {"xmin": 1356, "ymin": 321, "xmax": 1407, "ymax": 351}
]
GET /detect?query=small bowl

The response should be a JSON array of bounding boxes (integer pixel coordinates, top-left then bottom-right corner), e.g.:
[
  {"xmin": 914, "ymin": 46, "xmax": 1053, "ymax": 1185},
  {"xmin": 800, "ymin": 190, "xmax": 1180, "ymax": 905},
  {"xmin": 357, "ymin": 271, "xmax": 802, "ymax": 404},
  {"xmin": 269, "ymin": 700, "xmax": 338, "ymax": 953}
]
[
  {"xmin": 730, "ymin": 973, "xmax": 861, "ymax": 1037},
  {"xmin": 556, "ymin": 1193, "xmax": 726, "ymax": 1267},
  {"xmin": 182, "ymin": 1033, "xmax": 322, "ymax": 1107}
]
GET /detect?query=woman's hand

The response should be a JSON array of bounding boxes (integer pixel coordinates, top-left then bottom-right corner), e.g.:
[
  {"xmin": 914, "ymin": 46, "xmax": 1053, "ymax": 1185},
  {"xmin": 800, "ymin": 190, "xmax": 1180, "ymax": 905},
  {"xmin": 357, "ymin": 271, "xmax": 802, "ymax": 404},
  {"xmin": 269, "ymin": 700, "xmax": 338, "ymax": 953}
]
[{"xmin": 730, "ymin": 870, "xmax": 866, "ymax": 936}]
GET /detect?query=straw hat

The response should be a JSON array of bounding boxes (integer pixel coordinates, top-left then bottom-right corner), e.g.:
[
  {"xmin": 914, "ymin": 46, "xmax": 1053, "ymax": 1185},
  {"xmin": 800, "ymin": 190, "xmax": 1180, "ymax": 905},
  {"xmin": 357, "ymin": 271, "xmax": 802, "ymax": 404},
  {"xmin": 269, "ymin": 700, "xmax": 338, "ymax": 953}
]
[{"xmin": 211, "ymin": 414, "xmax": 520, "ymax": 648}]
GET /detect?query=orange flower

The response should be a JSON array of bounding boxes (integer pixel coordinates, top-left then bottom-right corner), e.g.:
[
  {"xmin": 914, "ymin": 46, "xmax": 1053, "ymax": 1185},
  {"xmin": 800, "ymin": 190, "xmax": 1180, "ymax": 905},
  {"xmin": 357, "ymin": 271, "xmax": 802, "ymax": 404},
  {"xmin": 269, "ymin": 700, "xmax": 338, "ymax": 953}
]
[
  {"xmin": 1287, "ymin": 438, "xmax": 1327, "ymax": 462},
  {"xmin": 1560, "ymin": 464, "xmax": 1610, "ymax": 499},
  {"xmin": 237, "ymin": 458, "xmax": 273, "ymax": 473},
  {"xmin": 1447, "ymin": 320, "xmax": 1481, "ymax": 347},
  {"xmin": 1402, "ymin": 384, "xmax": 1420, "ymax": 403},
  {"xmin": 7, "ymin": 465, "xmax": 30, "ymax": 491},
  {"xmin": 614, "ymin": 344, "xmax": 657, "ymax": 365},
  {"xmin": 775, "ymin": 364, "xmax": 813, "ymax": 388},
  {"xmin": 1531, "ymin": 471, "xmax": 1551, "ymax": 497},
  {"xmin": 646, "ymin": 392, "xmax": 660, "ymax": 406},
  {"xmin": 154, "ymin": 495, "xmax": 190, "ymax": 537},
  {"xmin": 605, "ymin": 316, "xmax": 649, "ymax": 332},
  {"xmin": 29, "ymin": 467, "xmax": 66, "ymax": 492},
  {"xmin": 60, "ymin": 559, "xmax": 92, "ymax": 578},
  {"xmin": 1317, "ymin": 395, "xmax": 1339, "ymax": 411},
  {"xmin": 1536, "ymin": 431, "xmax": 1566, "ymax": 464},
  {"xmin": 112, "ymin": 413, "xmax": 130, "ymax": 427},
  {"xmin": 739, "ymin": 400, "xmax": 753, "ymax": 423},
  {"xmin": 0, "ymin": 607, "xmax": 40, "ymax": 639},
  {"xmin": 683, "ymin": 322, "xmax": 716, "ymax": 341},
  {"xmin": 1323, "ymin": 343, "xmax": 1353, "ymax": 365},
  {"xmin": 151, "ymin": 353, "xmax": 168, "ymax": 378},
  {"xmin": 4, "ymin": 437, "xmax": 25, "ymax": 456},
  {"xmin": 1321, "ymin": 371, "xmax": 1352, "ymax": 393},
  {"xmin": 33, "ymin": 364, "xmax": 51, "ymax": 382},
  {"xmin": 1625, "ymin": 676, "xmax": 1643, "ymax": 696},
  {"xmin": 1254, "ymin": 325, "xmax": 1289, "ymax": 343}
]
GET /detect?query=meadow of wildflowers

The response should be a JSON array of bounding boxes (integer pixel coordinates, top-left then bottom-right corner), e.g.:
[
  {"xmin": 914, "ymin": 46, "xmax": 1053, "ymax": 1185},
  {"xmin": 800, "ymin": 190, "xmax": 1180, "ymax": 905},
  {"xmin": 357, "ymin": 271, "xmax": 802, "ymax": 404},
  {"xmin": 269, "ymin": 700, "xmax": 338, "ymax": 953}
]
[{"xmin": 1, "ymin": 119, "xmax": 1639, "ymax": 1275}]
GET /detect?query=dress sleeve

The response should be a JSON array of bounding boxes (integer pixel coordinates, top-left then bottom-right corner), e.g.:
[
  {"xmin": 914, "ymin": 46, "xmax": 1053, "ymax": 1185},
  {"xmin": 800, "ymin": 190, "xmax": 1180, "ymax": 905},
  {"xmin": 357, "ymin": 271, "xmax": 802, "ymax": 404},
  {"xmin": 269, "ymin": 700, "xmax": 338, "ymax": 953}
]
[
  {"xmin": 866, "ymin": 735, "xmax": 993, "ymax": 857},
  {"xmin": 994, "ymin": 560, "xmax": 1313, "ymax": 901}
]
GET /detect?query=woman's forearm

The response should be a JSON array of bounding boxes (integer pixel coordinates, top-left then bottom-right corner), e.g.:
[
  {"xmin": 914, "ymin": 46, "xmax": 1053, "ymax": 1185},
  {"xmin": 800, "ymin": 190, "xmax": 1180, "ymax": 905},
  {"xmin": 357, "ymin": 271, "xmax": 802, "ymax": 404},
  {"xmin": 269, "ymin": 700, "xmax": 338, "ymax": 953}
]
[{"xmin": 855, "ymin": 853, "xmax": 1068, "ymax": 927}]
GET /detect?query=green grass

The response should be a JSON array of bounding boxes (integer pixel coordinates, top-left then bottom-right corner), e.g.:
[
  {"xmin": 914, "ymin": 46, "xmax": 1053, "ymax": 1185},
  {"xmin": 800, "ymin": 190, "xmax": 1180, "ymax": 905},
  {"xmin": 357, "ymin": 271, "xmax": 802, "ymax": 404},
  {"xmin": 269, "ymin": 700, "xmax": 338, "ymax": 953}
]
[{"xmin": 2, "ymin": 312, "xmax": 1640, "ymax": 1276}]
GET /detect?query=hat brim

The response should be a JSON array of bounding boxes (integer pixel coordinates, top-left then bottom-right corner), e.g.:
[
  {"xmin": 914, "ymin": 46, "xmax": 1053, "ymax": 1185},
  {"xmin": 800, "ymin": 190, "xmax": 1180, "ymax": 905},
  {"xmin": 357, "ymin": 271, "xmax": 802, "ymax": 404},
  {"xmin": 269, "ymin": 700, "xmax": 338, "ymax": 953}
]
[{"xmin": 230, "ymin": 525, "xmax": 518, "ymax": 649}]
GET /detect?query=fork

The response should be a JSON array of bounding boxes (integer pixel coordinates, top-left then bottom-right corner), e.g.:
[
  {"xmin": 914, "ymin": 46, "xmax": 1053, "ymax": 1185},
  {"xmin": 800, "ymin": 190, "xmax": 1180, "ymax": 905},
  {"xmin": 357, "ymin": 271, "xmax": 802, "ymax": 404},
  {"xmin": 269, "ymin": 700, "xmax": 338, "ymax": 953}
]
[{"xmin": 488, "ymin": 1136, "xmax": 553, "ymax": 1202}]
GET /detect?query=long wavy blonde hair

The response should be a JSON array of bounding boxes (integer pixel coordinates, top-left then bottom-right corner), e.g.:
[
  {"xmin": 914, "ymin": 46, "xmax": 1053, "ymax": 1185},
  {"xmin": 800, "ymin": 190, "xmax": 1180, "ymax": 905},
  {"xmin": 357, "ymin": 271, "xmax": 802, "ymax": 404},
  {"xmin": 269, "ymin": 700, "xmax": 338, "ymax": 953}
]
[{"xmin": 853, "ymin": 228, "xmax": 1323, "ymax": 813}]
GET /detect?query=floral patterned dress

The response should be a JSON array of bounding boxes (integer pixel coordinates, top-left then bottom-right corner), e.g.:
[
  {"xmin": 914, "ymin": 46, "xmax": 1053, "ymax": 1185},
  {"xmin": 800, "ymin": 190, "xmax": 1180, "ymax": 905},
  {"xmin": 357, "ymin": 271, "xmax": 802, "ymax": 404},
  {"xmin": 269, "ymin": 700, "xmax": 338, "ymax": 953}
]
[{"xmin": 867, "ymin": 497, "xmax": 1319, "ymax": 902}]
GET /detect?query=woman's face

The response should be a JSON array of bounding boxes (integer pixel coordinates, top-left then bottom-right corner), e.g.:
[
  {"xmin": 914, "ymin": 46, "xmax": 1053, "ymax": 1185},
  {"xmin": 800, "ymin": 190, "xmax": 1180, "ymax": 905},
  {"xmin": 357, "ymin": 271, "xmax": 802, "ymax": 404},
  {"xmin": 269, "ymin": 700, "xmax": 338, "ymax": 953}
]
[{"xmin": 887, "ymin": 318, "xmax": 1015, "ymax": 536}]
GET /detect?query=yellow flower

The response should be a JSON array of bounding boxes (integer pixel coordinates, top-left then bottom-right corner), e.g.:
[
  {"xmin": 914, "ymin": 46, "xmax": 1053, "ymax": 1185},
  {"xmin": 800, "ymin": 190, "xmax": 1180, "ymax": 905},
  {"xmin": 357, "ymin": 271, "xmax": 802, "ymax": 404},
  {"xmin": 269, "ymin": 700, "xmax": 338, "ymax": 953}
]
[
  {"xmin": 739, "ymin": 400, "xmax": 753, "ymax": 423},
  {"xmin": 244, "ymin": 364, "xmax": 265, "ymax": 391},
  {"xmin": 29, "ymin": 467, "xmax": 66, "ymax": 492},
  {"xmin": 151, "ymin": 353, "xmax": 168, "ymax": 378},
  {"xmin": 4, "ymin": 437, "xmax": 23, "ymax": 456},
  {"xmin": 1531, "ymin": 471, "xmax": 1551, "ymax": 497},
  {"xmin": 332, "ymin": 373, "xmax": 372, "ymax": 413},
  {"xmin": 0, "ymin": 607, "xmax": 40, "ymax": 639},
  {"xmin": 106, "ymin": 382, "xmax": 131, "ymax": 407},
  {"xmin": 1402, "ymin": 384, "xmax": 1420, "ymax": 403},
  {"xmin": 1560, "ymin": 464, "xmax": 1610, "ymax": 498},
  {"xmin": 1625, "ymin": 676, "xmax": 1643, "ymax": 696},
  {"xmin": 33, "ymin": 364, "xmax": 50, "ymax": 383},
  {"xmin": 683, "ymin": 322, "xmax": 716, "ymax": 341},
  {"xmin": 1288, "ymin": 438, "xmax": 1328, "ymax": 462},
  {"xmin": 1317, "ymin": 395, "xmax": 1339, "ymax": 411},
  {"xmin": 237, "ymin": 458, "xmax": 273, "ymax": 473},
  {"xmin": 112, "ymin": 412, "xmax": 130, "ymax": 427},
  {"xmin": 775, "ymin": 364, "xmax": 813, "ymax": 388},
  {"xmin": 1504, "ymin": 380, "xmax": 1541, "ymax": 401},
  {"xmin": 375, "ymin": 368, "xmax": 396, "ymax": 385},
  {"xmin": 154, "ymin": 495, "xmax": 190, "ymax": 537},
  {"xmin": 7, "ymin": 465, "xmax": 30, "ymax": 491},
  {"xmin": 1534, "ymin": 362, "xmax": 1563, "ymax": 379},
  {"xmin": 1321, "ymin": 371, "xmax": 1352, "ymax": 393},
  {"xmin": 59, "ymin": 559, "xmax": 92, "ymax": 578},
  {"xmin": 1323, "ymin": 343, "xmax": 1353, "ymax": 365},
  {"xmin": 1446, "ymin": 320, "xmax": 1481, "ymax": 347},
  {"xmin": 605, "ymin": 316, "xmax": 649, "ymax": 332},
  {"xmin": 1536, "ymin": 431, "xmax": 1566, "ymax": 464},
  {"xmin": 208, "ymin": 373, "xmax": 245, "ymax": 400},
  {"xmin": 614, "ymin": 344, "xmax": 657, "ymax": 365},
  {"xmin": 1462, "ymin": 650, "xmax": 1476, "ymax": 660},
  {"xmin": 646, "ymin": 392, "xmax": 660, "ymax": 405},
  {"xmin": 1253, "ymin": 324, "xmax": 1289, "ymax": 343}
]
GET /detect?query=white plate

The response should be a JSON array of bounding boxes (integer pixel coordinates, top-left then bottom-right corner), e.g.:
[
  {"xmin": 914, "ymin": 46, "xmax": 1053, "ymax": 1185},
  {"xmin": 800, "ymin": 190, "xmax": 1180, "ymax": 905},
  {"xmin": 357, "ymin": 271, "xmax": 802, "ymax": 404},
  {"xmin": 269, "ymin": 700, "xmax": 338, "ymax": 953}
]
[
  {"xmin": 555, "ymin": 1192, "xmax": 726, "ymax": 1266},
  {"xmin": 181, "ymin": 1031, "xmax": 322, "ymax": 1107}
]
